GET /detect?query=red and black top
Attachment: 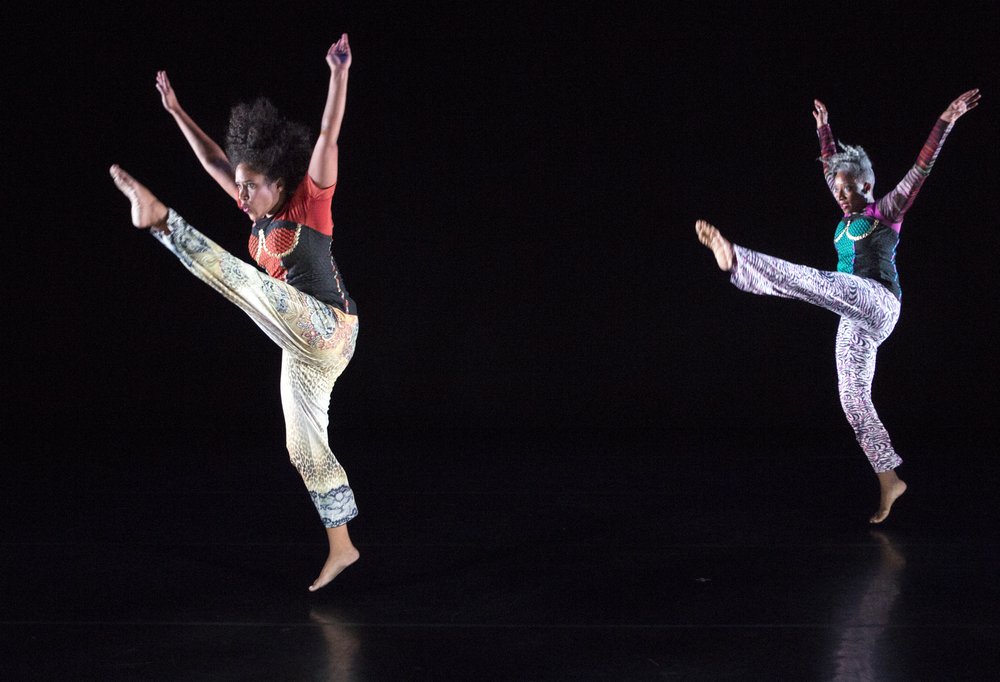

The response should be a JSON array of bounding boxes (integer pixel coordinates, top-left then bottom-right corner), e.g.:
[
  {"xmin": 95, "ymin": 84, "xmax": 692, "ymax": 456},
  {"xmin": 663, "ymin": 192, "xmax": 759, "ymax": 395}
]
[{"xmin": 246, "ymin": 175, "xmax": 355, "ymax": 314}]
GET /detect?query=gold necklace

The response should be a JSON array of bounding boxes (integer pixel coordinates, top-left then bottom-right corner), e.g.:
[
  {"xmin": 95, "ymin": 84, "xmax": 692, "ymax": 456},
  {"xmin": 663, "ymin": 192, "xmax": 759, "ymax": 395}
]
[{"xmin": 835, "ymin": 217, "xmax": 879, "ymax": 243}]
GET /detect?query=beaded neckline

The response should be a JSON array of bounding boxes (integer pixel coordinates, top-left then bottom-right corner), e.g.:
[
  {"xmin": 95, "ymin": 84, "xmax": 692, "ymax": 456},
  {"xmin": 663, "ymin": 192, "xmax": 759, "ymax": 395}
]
[{"xmin": 835, "ymin": 216, "xmax": 880, "ymax": 243}]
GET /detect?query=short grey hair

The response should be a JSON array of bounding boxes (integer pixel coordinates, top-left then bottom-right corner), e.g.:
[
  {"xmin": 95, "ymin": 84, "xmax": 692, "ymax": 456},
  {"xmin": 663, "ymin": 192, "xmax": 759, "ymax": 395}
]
[{"xmin": 822, "ymin": 143, "xmax": 875, "ymax": 189}]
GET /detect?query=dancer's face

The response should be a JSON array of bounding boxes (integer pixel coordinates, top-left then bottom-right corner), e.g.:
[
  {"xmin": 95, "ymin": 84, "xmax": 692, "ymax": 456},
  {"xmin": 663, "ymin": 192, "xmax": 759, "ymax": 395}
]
[
  {"xmin": 833, "ymin": 171, "xmax": 871, "ymax": 214},
  {"xmin": 235, "ymin": 164, "xmax": 285, "ymax": 221}
]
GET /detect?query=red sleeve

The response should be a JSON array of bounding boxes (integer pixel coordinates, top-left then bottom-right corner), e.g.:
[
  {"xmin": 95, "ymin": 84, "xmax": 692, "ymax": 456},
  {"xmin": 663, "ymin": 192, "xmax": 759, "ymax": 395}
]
[
  {"xmin": 817, "ymin": 124, "xmax": 839, "ymax": 199},
  {"xmin": 874, "ymin": 118, "xmax": 953, "ymax": 227},
  {"xmin": 276, "ymin": 175, "xmax": 336, "ymax": 236}
]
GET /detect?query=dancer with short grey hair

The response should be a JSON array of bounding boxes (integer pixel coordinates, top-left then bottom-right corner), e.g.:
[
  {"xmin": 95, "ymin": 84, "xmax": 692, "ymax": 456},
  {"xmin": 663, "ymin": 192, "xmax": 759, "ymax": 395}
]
[{"xmin": 697, "ymin": 89, "xmax": 979, "ymax": 523}]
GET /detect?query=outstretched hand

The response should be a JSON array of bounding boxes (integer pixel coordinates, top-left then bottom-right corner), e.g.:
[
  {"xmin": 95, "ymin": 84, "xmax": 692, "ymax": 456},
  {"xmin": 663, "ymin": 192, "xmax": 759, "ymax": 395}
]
[
  {"xmin": 156, "ymin": 71, "xmax": 180, "ymax": 112},
  {"xmin": 326, "ymin": 33, "xmax": 352, "ymax": 71},
  {"xmin": 940, "ymin": 89, "xmax": 981, "ymax": 123},
  {"xmin": 812, "ymin": 99, "xmax": 829, "ymax": 128}
]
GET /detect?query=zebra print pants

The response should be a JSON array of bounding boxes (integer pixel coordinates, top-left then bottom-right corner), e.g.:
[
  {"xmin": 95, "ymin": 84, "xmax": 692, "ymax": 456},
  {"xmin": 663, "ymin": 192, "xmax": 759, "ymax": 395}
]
[
  {"xmin": 152, "ymin": 210, "xmax": 360, "ymax": 527},
  {"xmin": 730, "ymin": 245, "xmax": 903, "ymax": 473}
]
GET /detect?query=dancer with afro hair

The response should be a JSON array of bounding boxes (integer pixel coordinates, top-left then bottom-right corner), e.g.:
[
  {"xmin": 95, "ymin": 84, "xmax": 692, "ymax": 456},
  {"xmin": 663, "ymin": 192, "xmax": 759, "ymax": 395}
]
[{"xmin": 111, "ymin": 34, "xmax": 361, "ymax": 591}]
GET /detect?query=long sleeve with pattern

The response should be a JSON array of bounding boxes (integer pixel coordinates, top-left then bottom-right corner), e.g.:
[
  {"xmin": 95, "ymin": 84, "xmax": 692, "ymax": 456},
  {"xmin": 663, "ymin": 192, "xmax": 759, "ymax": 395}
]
[
  {"xmin": 818, "ymin": 122, "xmax": 839, "ymax": 197},
  {"xmin": 875, "ymin": 118, "xmax": 953, "ymax": 227}
]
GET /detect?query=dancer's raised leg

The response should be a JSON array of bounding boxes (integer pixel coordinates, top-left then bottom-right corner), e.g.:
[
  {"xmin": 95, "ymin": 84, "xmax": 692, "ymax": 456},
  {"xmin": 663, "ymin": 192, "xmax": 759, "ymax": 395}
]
[
  {"xmin": 109, "ymin": 165, "xmax": 169, "ymax": 230},
  {"xmin": 695, "ymin": 219, "xmax": 734, "ymax": 271}
]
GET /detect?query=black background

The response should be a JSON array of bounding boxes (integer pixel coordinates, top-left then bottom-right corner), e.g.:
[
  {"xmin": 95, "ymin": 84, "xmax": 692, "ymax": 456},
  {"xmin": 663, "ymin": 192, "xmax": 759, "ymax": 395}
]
[
  {"xmin": 7, "ymin": 1, "xmax": 998, "ymax": 462},
  {"xmin": 5, "ymin": 6, "xmax": 999, "ymax": 676}
]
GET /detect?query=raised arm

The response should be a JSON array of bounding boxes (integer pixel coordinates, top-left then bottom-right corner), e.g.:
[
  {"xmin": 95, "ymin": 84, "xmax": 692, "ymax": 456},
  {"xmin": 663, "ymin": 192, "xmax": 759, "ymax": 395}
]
[
  {"xmin": 813, "ymin": 99, "xmax": 840, "ymax": 200},
  {"xmin": 876, "ymin": 89, "xmax": 981, "ymax": 223},
  {"xmin": 156, "ymin": 71, "xmax": 238, "ymax": 201},
  {"xmin": 308, "ymin": 34, "xmax": 352, "ymax": 189}
]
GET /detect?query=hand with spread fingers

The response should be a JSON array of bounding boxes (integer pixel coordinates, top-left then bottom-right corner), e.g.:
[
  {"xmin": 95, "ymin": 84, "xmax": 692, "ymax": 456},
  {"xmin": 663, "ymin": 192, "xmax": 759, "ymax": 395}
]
[{"xmin": 940, "ymin": 89, "xmax": 981, "ymax": 123}]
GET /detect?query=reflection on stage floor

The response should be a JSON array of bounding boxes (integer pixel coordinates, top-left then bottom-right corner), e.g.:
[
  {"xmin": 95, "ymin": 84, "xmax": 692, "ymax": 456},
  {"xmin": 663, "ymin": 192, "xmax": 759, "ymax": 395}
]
[{"xmin": 4, "ymin": 428, "xmax": 998, "ymax": 680}]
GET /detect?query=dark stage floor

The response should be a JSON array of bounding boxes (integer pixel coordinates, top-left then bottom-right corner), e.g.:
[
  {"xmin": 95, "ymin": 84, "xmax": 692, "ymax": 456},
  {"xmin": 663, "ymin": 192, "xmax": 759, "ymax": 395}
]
[{"xmin": 3, "ymin": 427, "xmax": 998, "ymax": 680}]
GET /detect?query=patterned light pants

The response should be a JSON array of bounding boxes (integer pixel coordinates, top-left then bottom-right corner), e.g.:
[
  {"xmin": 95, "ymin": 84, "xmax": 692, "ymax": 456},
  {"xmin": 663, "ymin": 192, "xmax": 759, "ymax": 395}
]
[
  {"xmin": 731, "ymin": 245, "xmax": 903, "ymax": 473},
  {"xmin": 153, "ymin": 210, "xmax": 360, "ymax": 526}
]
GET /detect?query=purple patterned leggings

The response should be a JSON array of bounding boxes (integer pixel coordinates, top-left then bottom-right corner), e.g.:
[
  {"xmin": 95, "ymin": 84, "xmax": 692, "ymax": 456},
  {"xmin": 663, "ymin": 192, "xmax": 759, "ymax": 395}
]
[{"xmin": 731, "ymin": 245, "xmax": 903, "ymax": 473}]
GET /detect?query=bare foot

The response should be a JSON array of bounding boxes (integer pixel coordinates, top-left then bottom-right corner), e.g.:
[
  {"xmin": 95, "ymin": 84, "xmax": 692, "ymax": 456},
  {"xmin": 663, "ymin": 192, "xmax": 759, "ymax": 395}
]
[
  {"xmin": 309, "ymin": 524, "xmax": 360, "ymax": 592},
  {"xmin": 870, "ymin": 471, "xmax": 907, "ymax": 524},
  {"xmin": 695, "ymin": 219, "xmax": 734, "ymax": 271},
  {"xmin": 309, "ymin": 546, "xmax": 360, "ymax": 592},
  {"xmin": 109, "ymin": 165, "xmax": 169, "ymax": 230}
]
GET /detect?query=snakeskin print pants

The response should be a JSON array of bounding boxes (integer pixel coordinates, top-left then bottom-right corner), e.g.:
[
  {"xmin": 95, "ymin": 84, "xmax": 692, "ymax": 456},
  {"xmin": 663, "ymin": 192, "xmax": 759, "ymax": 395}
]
[
  {"xmin": 731, "ymin": 245, "xmax": 903, "ymax": 473},
  {"xmin": 153, "ymin": 210, "xmax": 360, "ymax": 526}
]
